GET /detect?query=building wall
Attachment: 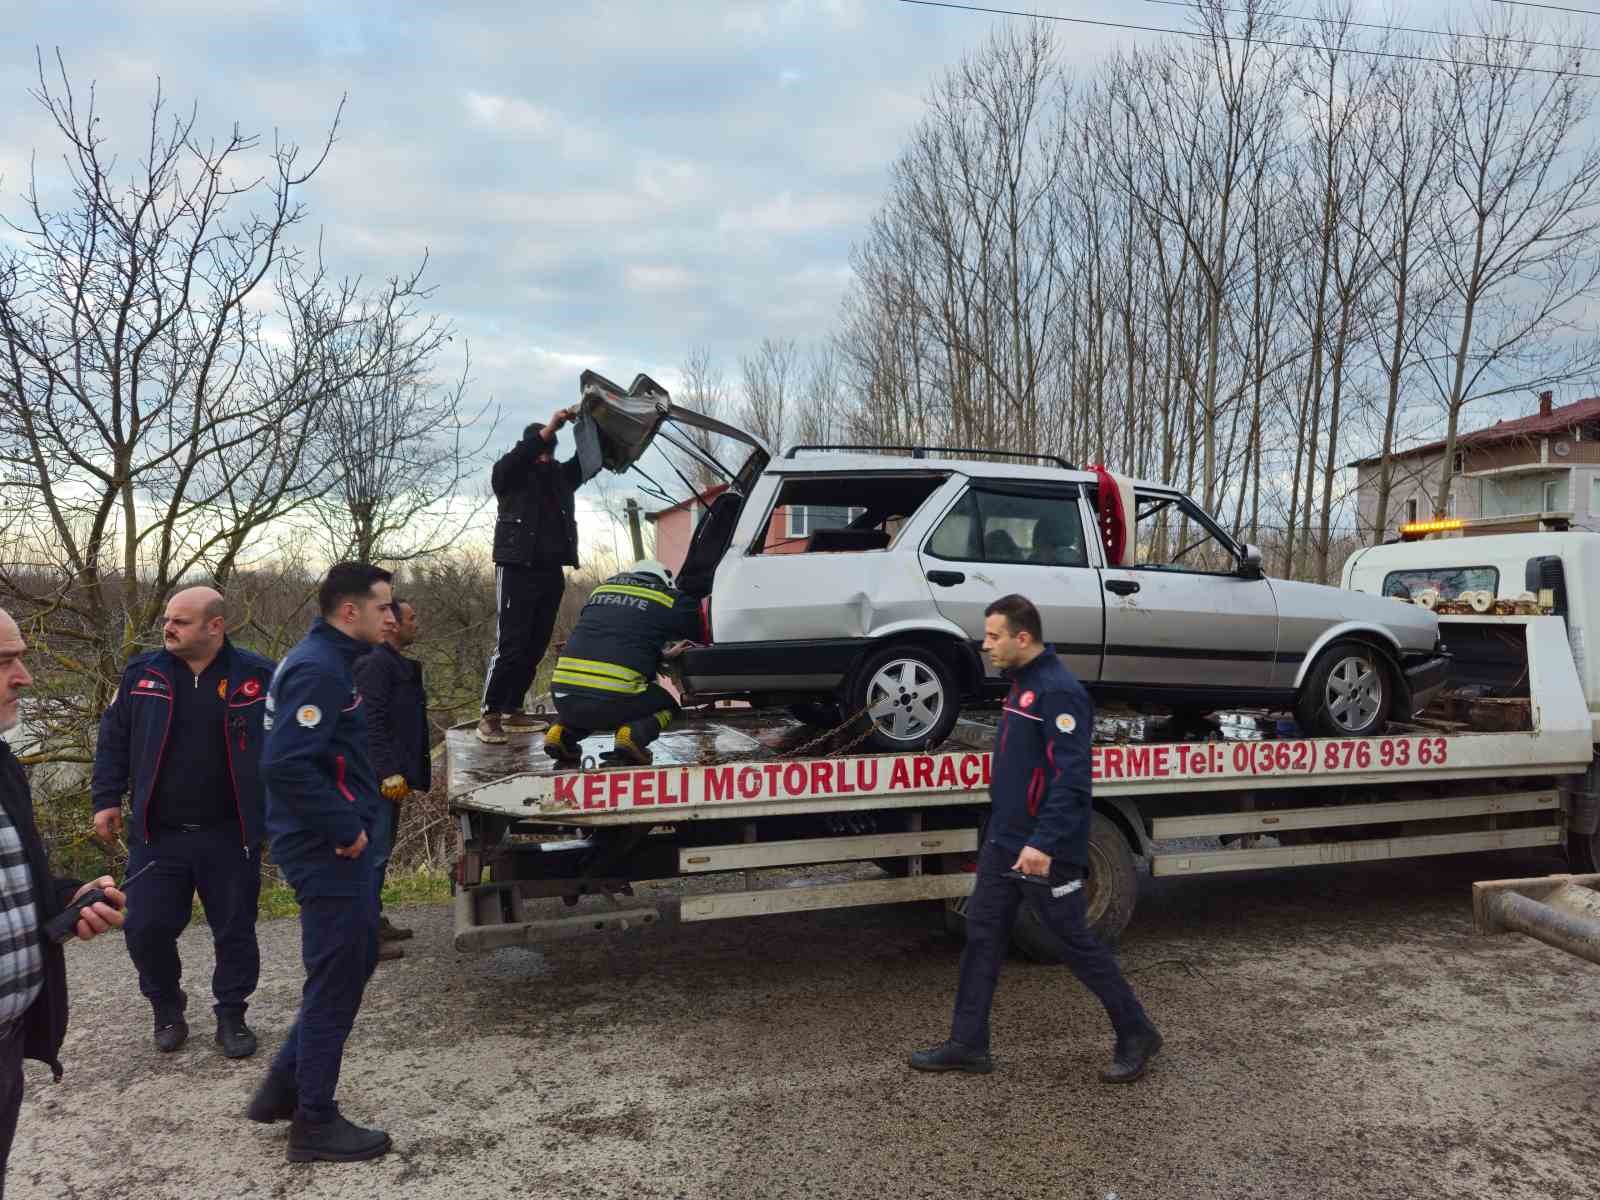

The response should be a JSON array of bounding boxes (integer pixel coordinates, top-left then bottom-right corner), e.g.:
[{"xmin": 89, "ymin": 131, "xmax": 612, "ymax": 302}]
[{"xmin": 650, "ymin": 504, "xmax": 806, "ymax": 575}]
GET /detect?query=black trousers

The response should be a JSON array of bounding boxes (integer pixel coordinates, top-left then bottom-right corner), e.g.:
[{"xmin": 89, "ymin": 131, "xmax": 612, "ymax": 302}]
[
  {"xmin": 554, "ymin": 684, "xmax": 681, "ymax": 749},
  {"xmin": 0, "ymin": 1020, "xmax": 20, "ymax": 1198},
  {"xmin": 952, "ymin": 841, "xmax": 1148, "ymax": 1052},
  {"xmin": 269, "ymin": 879, "xmax": 380, "ymax": 1124},
  {"xmin": 124, "ymin": 824, "xmax": 262, "ymax": 1016},
  {"xmin": 482, "ymin": 563, "xmax": 565, "ymax": 715}
]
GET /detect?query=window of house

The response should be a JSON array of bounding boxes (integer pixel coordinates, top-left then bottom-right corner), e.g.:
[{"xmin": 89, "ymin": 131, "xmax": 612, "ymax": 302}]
[
  {"xmin": 1405, "ymin": 497, "xmax": 1419, "ymax": 524},
  {"xmin": 1452, "ymin": 451, "xmax": 1463, "ymax": 475},
  {"xmin": 786, "ymin": 505, "xmax": 865, "ymax": 539},
  {"xmin": 924, "ymin": 487, "xmax": 1088, "ymax": 566},
  {"xmin": 1544, "ymin": 478, "xmax": 1567, "ymax": 512}
]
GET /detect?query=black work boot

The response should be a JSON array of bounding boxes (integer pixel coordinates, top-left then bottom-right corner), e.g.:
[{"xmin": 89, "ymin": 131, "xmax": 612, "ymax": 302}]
[
  {"xmin": 1100, "ymin": 1025, "xmax": 1164, "ymax": 1084},
  {"xmin": 286, "ymin": 1113, "xmax": 393, "ymax": 1163},
  {"xmin": 909, "ymin": 1039, "xmax": 993, "ymax": 1074},
  {"xmin": 245, "ymin": 1072, "xmax": 298, "ymax": 1123},
  {"xmin": 377, "ymin": 915, "xmax": 413, "ymax": 942},
  {"xmin": 542, "ymin": 722, "xmax": 582, "ymax": 767},
  {"xmin": 215, "ymin": 1009, "xmax": 257, "ymax": 1059},
  {"xmin": 153, "ymin": 991, "xmax": 189, "ymax": 1053},
  {"xmin": 607, "ymin": 723, "xmax": 654, "ymax": 766}
]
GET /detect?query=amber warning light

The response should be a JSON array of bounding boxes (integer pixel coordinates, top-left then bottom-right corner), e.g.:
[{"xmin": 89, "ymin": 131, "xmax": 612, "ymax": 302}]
[{"xmin": 1399, "ymin": 517, "xmax": 1466, "ymax": 540}]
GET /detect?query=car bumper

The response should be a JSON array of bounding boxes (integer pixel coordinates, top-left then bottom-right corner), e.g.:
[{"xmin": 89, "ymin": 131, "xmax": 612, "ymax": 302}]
[{"xmin": 1402, "ymin": 651, "xmax": 1451, "ymax": 716}]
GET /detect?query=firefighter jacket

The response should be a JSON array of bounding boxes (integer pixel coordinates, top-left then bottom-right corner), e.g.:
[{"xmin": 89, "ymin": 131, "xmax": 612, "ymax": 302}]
[{"xmin": 552, "ymin": 571, "xmax": 702, "ymax": 697}]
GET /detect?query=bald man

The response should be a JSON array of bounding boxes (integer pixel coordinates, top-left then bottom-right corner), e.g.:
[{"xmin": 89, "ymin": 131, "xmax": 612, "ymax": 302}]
[{"xmin": 91, "ymin": 587, "xmax": 276, "ymax": 1059}]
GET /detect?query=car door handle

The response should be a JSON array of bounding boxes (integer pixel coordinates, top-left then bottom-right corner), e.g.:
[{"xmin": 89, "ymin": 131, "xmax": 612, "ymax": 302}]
[
  {"xmin": 926, "ymin": 570, "xmax": 966, "ymax": 587},
  {"xmin": 1105, "ymin": 580, "xmax": 1140, "ymax": 596}
]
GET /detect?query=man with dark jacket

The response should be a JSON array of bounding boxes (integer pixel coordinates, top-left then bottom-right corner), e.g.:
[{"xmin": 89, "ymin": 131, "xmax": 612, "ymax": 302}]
[
  {"xmin": 0, "ymin": 606, "xmax": 126, "ymax": 1192},
  {"xmin": 544, "ymin": 561, "xmax": 702, "ymax": 767},
  {"xmin": 479, "ymin": 407, "xmax": 583, "ymax": 744},
  {"xmin": 352, "ymin": 596, "xmax": 431, "ymax": 956},
  {"xmin": 91, "ymin": 586, "xmax": 275, "ymax": 1058},
  {"xmin": 246, "ymin": 563, "xmax": 393, "ymax": 1164},
  {"xmin": 909, "ymin": 594, "xmax": 1162, "ymax": 1083}
]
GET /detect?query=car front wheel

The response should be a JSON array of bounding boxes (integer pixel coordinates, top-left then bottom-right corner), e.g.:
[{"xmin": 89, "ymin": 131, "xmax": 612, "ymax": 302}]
[
  {"xmin": 1296, "ymin": 639, "xmax": 1393, "ymax": 737},
  {"xmin": 847, "ymin": 644, "xmax": 960, "ymax": 752}
]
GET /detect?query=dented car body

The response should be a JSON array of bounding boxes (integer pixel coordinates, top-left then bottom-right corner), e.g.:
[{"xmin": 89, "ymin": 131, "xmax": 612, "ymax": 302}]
[{"xmin": 575, "ymin": 380, "xmax": 1448, "ymax": 752}]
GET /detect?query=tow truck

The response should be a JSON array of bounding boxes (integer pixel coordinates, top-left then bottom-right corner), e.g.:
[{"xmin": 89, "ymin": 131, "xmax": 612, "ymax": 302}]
[{"xmin": 446, "ymin": 510, "xmax": 1600, "ymax": 963}]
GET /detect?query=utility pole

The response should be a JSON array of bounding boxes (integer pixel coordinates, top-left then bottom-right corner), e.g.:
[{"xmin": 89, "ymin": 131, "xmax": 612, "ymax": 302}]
[{"xmin": 625, "ymin": 498, "xmax": 646, "ymax": 561}]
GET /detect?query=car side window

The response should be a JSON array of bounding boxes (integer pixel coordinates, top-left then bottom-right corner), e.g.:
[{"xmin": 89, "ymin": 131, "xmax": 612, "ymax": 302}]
[
  {"xmin": 1127, "ymin": 491, "xmax": 1240, "ymax": 575},
  {"xmin": 925, "ymin": 487, "xmax": 1088, "ymax": 567}
]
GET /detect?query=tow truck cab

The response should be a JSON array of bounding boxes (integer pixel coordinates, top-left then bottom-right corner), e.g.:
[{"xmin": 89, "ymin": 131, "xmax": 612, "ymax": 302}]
[{"xmin": 1343, "ymin": 525, "xmax": 1600, "ymax": 738}]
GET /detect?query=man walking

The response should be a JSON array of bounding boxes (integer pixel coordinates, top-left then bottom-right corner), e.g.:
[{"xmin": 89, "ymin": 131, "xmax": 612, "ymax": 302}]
[
  {"xmin": 479, "ymin": 406, "xmax": 583, "ymax": 744},
  {"xmin": 91, "ymin": 586, "xmax": 274, "ymax": 1058},
  {"xmin": 1, "ymin": 606, "xmax": 126, "ymax": 1192},
  {"xmin": 910, "ymin": 594, "xmax": 1162, "ymax": 1083},
  {"xmin": 353, "ymin": 595, "xmax": 430, "ymax": 959},
  {"xmin": 247, "ymin": 562, "xmax": 393, "ymax": 1163}
]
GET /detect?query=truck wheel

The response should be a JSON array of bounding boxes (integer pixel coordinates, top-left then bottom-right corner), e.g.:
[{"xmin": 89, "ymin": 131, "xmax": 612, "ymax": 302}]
[
  {"xmin": 1566, "ymin": 762, "xmax": 1600, "ymax": 872},
  {"xmin": 1295, "ymin": 639, "xmax": 1393, "ymax": 738},
  {"xmin": 942, "ymin": 813, "xmax": 1140, "ymax": 960},
  {"xmin": 847, "ymin": 644, "xmax": 960, "ymax": 753}
]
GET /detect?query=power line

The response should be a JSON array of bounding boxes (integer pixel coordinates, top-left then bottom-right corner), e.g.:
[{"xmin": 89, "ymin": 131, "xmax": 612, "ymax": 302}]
[
  {"xmin": 896, "ymin": 0, "xmax": 1600, "ymax": 78},
  {"xmin": 1142, "ymin": 0, "xmax": 1600, "ymax": 55},
  {"xmin": 1492, "ymin": 0, "xmax": 1600, "ymax": 17}
]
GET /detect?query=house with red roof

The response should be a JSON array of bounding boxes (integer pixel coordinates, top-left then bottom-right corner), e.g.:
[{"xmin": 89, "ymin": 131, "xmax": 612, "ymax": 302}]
[
  {"xmin": 1353, "ymin": 391, "xmax": 1600, "ymax": 538},
  {"xmin": 647, "ymin": 485, "xmax": 860, "ymax": 574}
]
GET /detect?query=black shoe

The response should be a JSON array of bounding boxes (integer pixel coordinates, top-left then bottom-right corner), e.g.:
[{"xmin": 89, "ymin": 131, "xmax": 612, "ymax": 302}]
[
  {"xmin": 245, "ymin": 1073, "xmax": 298, "ymax": 1124},
  {"xmin": 153, "ymin": 992, "xmax": 188, "ymax": 1053},
  {"xmin": 1101, "ymin": 1026, "xmax": 1163, "ymax": 1083},
  {"xmin": 287, "ymin": 1114, "xmax": 393, "ymax": 1163},
  {"xmin": 909, "ymin": 1039, "xmax": 993, "ymax": 1074},
  {"xmin": 377, "ymin": 916, "xmax": 413, "ymax": 942},
  {"xmin": 215, "ymin": 1010, "xmax": 257, "ymax": 1059},
  {"xmin": 377, "ymin": 940, "xmax": 405, "ymax": 962}
]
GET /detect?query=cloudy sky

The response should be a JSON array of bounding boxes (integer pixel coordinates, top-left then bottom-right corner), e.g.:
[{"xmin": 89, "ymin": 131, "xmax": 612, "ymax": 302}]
[{"xmin": 1, "ymin": 0, "xmax": 1520, "ymax": 554}]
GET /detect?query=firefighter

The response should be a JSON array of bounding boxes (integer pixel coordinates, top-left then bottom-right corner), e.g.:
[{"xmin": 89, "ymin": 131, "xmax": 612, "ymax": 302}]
[
  {"xmin": 543, "ymin": 561, "xmax": 702, "ymax": 767},
  {"xmin": 247, "ymin": 562, "xmax": 393, "ymax": 1163}
]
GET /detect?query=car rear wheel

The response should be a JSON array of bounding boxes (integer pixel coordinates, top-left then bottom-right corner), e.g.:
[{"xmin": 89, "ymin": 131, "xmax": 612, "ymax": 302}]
[
  {"xmin": 1296, "ymin": 639, "xmax": 1393, "ymax": 737},
  {"xmin": 847, "ymin": 644, "xmax": 960, "ymax": 753}
]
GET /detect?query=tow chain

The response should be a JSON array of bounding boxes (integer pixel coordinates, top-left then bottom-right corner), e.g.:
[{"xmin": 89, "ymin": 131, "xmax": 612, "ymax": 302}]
[{"xmin": 778, "ymin": 704, "xmax": 878, "ymax": 759}]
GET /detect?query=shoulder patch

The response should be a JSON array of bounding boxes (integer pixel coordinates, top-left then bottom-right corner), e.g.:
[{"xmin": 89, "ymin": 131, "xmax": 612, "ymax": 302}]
[
  {"xmin": 1019, "ymin": 690, "xmax": 1036, "ymax": 708},
  {"xmin": 243, "ymin": 679, "xmax": 261, "ymax": 697},
  {"xmin": 1055, "ymin": 712, "xmax": 1077, "ymax": 734},
  {"xmin": 296, "ymin": 704, "xmax": 323, "ymax": 728}
]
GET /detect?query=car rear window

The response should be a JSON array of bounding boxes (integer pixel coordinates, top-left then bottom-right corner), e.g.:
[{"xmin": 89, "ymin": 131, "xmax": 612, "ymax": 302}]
[{"xmin": 1381, "ymin": 566, "xmax": 1499, "ymax": 601}]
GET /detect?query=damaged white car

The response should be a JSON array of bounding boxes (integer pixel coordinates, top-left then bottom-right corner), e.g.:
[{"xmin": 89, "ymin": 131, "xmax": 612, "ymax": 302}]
[{"xmin": 575, "ymin": 373, "xmax": 1449, "ymax": 752}]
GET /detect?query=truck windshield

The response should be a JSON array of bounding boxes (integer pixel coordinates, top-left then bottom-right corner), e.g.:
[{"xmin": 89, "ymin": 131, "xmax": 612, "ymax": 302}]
[{"xmin": 1382, "ymin": 566, "xmax": 1499, "ymax": 601}]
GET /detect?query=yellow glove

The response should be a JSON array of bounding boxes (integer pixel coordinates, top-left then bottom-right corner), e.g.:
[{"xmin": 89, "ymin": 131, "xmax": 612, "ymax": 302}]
[{"xmin": 380, "ymin": 774, "xmax": 410, "ymax": 801}]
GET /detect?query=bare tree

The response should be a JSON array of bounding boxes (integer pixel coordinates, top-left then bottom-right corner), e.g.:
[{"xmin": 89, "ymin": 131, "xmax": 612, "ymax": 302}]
[
  {"xmin": 1427, "ymin": 15, "xmax": 1600, "ymax": 514},
  {"xmin": 738, "ymin": 336, "xmax": 800, "ymax": 455}
]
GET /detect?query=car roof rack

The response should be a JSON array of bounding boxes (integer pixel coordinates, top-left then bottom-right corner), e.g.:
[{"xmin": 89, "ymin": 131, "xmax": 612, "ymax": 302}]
[{"xmin": 783, "ymin": 444, "xmax": 1076, "ymax": 470}]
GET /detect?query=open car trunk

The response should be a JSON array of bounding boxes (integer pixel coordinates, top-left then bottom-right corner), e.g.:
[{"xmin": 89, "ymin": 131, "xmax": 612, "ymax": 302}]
[{"xmin": 573, "ymin": 370, "xmax": 769, "ymax": 596}]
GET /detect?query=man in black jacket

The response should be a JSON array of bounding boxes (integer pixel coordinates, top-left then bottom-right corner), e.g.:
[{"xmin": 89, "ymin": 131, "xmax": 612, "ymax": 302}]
[
  {"xmin": 353, "ymin": 596, "xmax": 431, "ymax": 957},
  {"xmin": 479, "ymin": 407, "xmax": 583, "ymax": 745},
  {"xmin": 91, "ymin": 586, "xmax": 275, "ymax": 1057},
  {"xmin": 0, "ymin": 606, "xmax": 126, "ymax": 1193}
]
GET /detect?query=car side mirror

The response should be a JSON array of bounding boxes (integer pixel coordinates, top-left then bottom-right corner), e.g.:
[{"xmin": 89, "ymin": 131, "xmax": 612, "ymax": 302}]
[{"xmin": 1237, "ymin": 544, "xmax": 1264, "ymax": 579}]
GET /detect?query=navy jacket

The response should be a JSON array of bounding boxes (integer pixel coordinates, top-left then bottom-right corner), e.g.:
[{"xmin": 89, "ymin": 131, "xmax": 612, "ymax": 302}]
[
  {"xmin": 1, "ymin": 741, "xmax": 82, "ymax": 1080},
  {"xmin": 987, "ymin": 647, "xmax": 1096, "ymax": 868},
  {"xmin": 261, "ymin": 619, "xmax": 382, "ymax": 898},
  {"xmin": 352, "ymin": 643, "xmax": 432, "ymax": 793},
  {"xmin": 91, "ymin": 639, "xmax": 276, "ymax": 851},
  {"xmin": 552, "ymin": 570, "xmax": 702, "ymax": 697}
]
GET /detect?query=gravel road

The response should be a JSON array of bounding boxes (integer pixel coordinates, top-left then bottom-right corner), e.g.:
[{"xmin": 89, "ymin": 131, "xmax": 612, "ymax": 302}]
[{"xmin": 11, "ymin": 847, "xmax": 1599, "ymax": 1200}]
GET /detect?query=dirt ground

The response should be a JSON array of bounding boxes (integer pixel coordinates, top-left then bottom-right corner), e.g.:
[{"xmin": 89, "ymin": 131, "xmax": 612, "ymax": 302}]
[{"xmin": 11, "ymin": 846, "xmax": 1600, "ymax": 1200}]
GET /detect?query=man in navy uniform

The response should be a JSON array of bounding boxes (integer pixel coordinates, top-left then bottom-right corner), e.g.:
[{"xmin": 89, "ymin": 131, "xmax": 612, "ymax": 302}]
[
  {"xmin": 479, "ymin": 407, "xmax": 583, "ymax": 744},
  {"xmin": 910, "ymin": 594, "xmax": 1162, "ymax": 1083},
  {"xmin": 91, "ymin": 585, "xmax": 274, "ymax": 1058},
  {"xmin": 246, "ymin": 562, "xmax": 393, "ymax": 1163},
  {"xmin": 353, "ymin": 595, "xmax": 430, "ymax": 958},
  {"xmin": 543, "ymin": 560, "xmax": 702, "ymax": 767}
]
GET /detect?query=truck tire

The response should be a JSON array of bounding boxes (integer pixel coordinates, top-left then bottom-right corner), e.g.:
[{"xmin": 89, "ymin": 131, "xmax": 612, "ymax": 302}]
[
  {"xmin": 1565, "ymin": 761, "xmax": 1600, "ymax": 872},
  {"xmin": 1295, "ymin": 639, "xmax": 1394, "ymax": 738},
  {"xmin": 942, "ymin": 813, "xmax": 1141, "ymax": 960},
  {"xmin": 846, "ymin": 644, "xmax": 960, "ymax": 753}
]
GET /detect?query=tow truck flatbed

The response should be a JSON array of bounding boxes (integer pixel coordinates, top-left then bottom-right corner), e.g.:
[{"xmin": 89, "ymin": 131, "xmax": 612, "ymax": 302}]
[{"xmin": 447, "ymin": 617, "xmax": 1593, "ymax": 956}]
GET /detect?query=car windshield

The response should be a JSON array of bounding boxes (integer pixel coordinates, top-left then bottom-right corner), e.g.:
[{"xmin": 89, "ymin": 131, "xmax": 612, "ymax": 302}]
[{"xmin": 1382, "ymin": 566, "xmax": 1499, "ymax": 601}]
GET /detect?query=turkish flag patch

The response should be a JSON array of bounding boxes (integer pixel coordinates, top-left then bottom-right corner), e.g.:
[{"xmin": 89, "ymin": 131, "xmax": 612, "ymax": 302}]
[{"xmin": 1019, "ymin": 690, "xmax": 1036, "ymax": 708}]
